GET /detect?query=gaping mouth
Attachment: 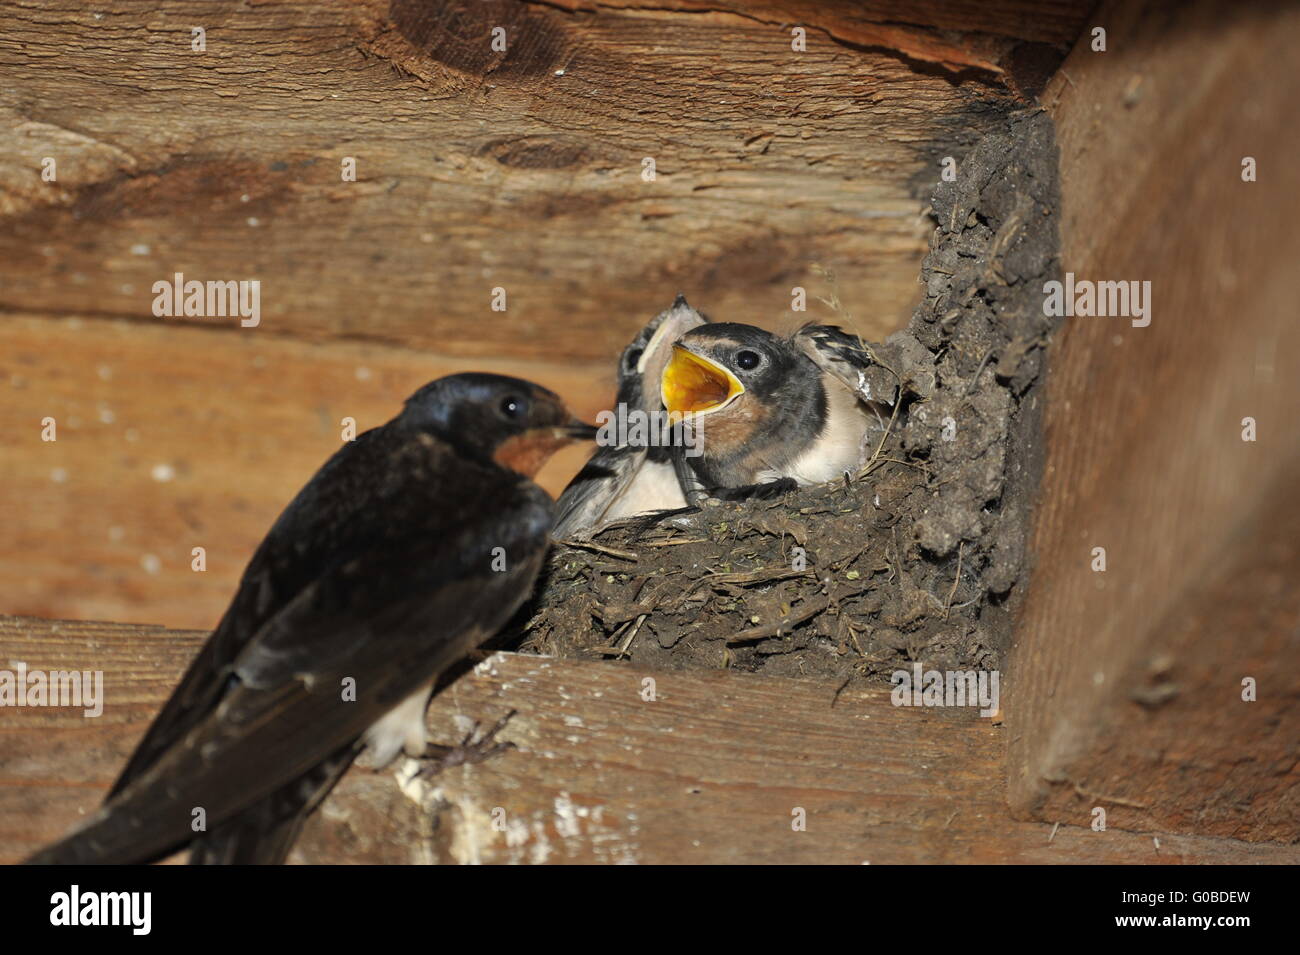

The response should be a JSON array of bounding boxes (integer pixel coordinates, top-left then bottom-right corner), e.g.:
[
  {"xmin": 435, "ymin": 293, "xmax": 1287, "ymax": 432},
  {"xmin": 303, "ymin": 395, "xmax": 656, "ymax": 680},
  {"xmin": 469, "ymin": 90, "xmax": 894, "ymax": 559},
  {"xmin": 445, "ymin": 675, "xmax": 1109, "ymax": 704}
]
[{"xmin": 661, "ymin": 345, "xmax": 745, "ymax": 416}]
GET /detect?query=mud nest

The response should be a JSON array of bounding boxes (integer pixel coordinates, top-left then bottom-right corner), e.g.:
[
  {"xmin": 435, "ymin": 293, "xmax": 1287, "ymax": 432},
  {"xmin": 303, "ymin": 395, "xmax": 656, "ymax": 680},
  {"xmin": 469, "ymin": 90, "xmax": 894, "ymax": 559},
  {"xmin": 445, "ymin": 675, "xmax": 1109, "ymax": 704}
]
[{"xmin": 512, "ymin": 112, "xmax": 1062, "ymax": 687}]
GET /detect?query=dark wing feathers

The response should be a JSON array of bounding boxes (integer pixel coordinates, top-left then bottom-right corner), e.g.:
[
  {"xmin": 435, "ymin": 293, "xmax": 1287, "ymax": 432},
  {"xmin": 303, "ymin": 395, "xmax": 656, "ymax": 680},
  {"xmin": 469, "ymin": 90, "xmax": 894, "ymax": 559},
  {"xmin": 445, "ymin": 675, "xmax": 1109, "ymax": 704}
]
[
  {"xmin": 792, "ymin": 323, "xmax": 898, "ymax": 407},
  {"xmin": 553, "ymin": 448, "xmax": 632, "ymax": 540},
  {"xmin": 188, "ymin": 745, "xmax": 359, "ymax": 865},
  {"xmin": 36, "ymin": 424, "xmax": 552, "ymax": 865},
  {"xmin": 555, "ymin": 300, "xmax": 707, "ymax": 537},
  {"xmin": 108, "ymin": 425, "xmax": 406, "ymax": 797}
]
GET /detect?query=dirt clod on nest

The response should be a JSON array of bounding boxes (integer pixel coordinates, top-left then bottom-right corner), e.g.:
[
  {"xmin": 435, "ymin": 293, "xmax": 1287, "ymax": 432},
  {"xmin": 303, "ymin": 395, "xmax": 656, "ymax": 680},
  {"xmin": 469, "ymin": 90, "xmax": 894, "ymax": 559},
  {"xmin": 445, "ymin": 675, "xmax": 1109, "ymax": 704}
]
[{"xmin": 515, "ymin": 112, "xmax": 1062, "ymax": 686}]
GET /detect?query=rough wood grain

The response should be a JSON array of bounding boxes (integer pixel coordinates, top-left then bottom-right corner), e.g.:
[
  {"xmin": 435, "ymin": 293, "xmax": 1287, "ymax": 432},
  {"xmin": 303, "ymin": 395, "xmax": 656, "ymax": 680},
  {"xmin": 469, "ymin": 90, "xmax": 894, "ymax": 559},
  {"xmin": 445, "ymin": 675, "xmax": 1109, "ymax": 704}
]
[
  {"xmin": 2, "ymin": 617, "xmax": 1295, "ymax": 864},
  {"xmin": 0, "ymin": 0, "xmax": 1049, "ymax": 363},
  {"xmin": 0, "ymin": 0, "xmax": 1078, "ymax": 630},
  {"xmin": 528, "ymin": 0, "xmax": 1092, "ymax": 75},
  {"xmin": 0, "ymin": 314, "xmax": 605, "ymax": 629},
  {"xmin": 1007, "ymin": 0, "xmax": 1300, "ymax": 843}
]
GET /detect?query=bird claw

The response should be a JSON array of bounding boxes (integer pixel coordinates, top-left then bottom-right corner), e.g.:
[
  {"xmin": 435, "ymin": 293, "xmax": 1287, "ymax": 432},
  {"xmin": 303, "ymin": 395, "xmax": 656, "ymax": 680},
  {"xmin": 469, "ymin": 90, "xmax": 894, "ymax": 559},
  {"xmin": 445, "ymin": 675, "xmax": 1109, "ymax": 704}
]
[{"xmin": 415, "ymin": 709, "xmax": 518, "ymax": 779}]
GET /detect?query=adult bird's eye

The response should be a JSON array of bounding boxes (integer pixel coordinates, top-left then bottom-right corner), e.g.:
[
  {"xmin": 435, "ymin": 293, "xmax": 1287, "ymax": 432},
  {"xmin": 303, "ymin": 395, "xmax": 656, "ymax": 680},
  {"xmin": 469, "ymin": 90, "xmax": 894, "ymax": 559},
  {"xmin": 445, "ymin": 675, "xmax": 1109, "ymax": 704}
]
[
  {"xmin": 735, "ymin": 349, "xmax": 761, "ymax": 371},
  {"xmin": 500, "ymin": 395, "xmax": 526, "ymax": 419}
]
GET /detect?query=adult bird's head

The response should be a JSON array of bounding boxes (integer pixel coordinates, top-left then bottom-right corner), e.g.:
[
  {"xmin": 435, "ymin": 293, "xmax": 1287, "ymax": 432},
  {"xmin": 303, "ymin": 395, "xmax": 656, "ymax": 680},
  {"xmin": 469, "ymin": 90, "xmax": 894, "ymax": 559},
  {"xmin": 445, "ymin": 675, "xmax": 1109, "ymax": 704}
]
[{"xmin": 401, "ymin": 373, "xmax": 597, "ymax": 477}]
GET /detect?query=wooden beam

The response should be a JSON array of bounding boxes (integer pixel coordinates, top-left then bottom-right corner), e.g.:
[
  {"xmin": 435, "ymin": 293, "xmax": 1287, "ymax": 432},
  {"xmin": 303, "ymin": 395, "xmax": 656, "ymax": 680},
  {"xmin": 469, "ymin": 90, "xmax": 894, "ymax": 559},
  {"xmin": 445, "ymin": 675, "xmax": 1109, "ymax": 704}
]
[
  {"xmin": 1007, "ymin": 0, "xmax": 1300, "ymax": 842},
  {"xmin": 0, "ymin": 0, "xmax": 1040, "ymax": 363},
  {"xmin": 523, "ymin": 0, "xmax": 1092, "ymax": 75},
  {"xmin": 3, "ymin": 616, "xmax": 1294, "ymax": 863},
  {"xmin": 0, "ymin": 0, "xmax": 1079, "ymax": 632},
  {"xmin": 0, "ymin": 315, "xmax": 605, "ymax": 630}
]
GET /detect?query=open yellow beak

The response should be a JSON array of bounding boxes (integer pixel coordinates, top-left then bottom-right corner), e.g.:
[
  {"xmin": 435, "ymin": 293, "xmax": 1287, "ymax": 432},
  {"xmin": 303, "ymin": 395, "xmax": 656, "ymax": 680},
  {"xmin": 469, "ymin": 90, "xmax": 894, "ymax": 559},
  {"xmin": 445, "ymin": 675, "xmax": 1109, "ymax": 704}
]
[{"xmin": 661, "ymin": 345, "xmax": 745, "ymax": 416}]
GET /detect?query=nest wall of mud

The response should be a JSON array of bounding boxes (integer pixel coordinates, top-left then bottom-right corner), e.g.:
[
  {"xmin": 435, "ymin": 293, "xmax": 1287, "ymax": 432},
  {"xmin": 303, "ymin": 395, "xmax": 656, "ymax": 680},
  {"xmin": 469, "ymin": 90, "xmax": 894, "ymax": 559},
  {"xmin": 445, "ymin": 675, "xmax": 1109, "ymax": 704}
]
[{"xmin": 510, "ymin": 112, "xmax": 1062, "ymax": 688}]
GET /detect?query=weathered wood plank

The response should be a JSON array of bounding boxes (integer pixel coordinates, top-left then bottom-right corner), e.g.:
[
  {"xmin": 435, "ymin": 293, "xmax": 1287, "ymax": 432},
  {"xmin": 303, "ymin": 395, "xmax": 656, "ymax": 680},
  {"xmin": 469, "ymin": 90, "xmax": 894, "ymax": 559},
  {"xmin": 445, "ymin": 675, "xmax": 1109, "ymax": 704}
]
[
  {"xmin": 529, "ymin": 0, "xmax": 1092, "ymax": 74},
  {"xmin": 2, "ymin": 617, "xmax": 1294, "ymax": 863},
  {"xmin": 0, "ymin": 0, "xmax": 1072, "ymax": 632},
  {"xmin": 1007, "ymin": 0, "xmax": 1300, "ymax": 842},
  {"xmin": 0, "ymin": 315, "xmax": 604, "ymax": 629},
  {"xmin": 0, "ymin": 0, "xmax": 1041, "ymax": 363}
]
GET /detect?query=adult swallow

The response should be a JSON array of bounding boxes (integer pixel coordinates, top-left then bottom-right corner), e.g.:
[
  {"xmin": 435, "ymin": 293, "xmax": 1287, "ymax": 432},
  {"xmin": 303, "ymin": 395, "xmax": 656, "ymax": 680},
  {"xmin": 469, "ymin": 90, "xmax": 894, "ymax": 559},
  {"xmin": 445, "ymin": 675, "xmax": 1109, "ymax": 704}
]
[
  {"xmin": 553, "ymin": 294, "xmax": 708, "ymax": 538},
  {"xmin": 661, "ymin": 322, "xmax": 895, "ymax": 502},
  {"xmin": 29, "ymin": 373, "xmax": 596, "ymax": 865}
]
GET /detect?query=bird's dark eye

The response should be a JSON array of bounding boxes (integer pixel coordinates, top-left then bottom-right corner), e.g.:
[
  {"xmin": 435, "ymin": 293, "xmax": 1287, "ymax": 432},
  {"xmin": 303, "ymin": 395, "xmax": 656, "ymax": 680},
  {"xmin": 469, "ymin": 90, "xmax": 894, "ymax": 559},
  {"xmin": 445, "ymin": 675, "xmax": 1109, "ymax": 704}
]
[
  {"xmin": 625, "ymin": 347, "xmax": 644, "ymax": 371},
  {"xmin": 500, "ymin": 395, "xmax": 527, "ymax": 419},
  {"xmin": 735, "ymin": 349, "xmax": 761, "ymax": 371}
]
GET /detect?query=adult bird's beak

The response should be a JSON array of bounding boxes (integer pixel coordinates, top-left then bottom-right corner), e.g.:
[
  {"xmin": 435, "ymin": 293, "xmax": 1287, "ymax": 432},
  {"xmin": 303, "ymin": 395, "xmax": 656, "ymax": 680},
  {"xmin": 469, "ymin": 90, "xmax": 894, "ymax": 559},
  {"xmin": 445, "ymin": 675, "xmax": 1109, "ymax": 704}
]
[
  {"xmin": 661, "ymin": 345, "xmax": 745, "ymax": 415},
  {"xmin": 557, "ymin": 420, "xmax": 600, "ymax": 441}
]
